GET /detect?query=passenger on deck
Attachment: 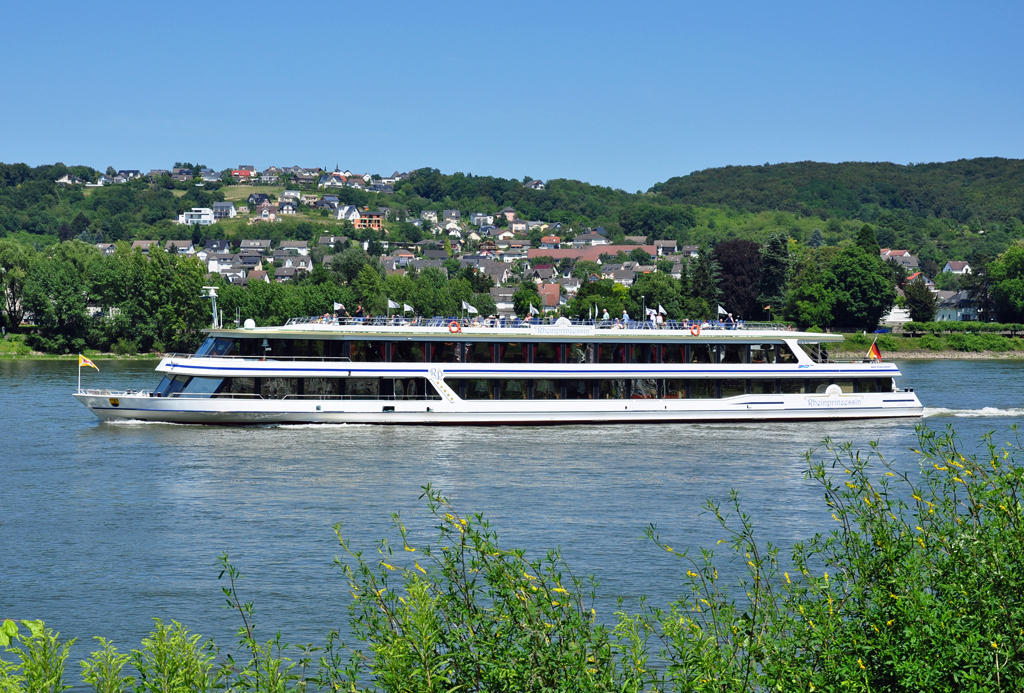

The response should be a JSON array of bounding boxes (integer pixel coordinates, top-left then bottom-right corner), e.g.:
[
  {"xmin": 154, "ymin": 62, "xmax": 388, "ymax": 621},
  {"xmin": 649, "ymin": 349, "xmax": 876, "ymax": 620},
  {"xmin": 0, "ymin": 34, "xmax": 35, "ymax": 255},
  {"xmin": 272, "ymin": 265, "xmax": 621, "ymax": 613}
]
[
  {"xmin": 354, "ymin": 304, "xmax": 365, "ymax": 321},
  {"xmin": 602, "ymin": 308, "xmax": 610, "ymax": 321}
]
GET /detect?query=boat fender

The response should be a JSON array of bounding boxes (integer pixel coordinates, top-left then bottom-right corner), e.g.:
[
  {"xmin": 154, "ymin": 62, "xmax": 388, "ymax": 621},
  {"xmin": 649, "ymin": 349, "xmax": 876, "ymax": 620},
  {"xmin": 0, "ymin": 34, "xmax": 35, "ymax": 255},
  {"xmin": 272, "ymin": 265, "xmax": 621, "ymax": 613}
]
[
  {"xmin": 690, "ymin": 324, "xmax": 700, "ymax": 337},
  {"xmin": 449, "ymin": 321, "xmax": 462, "ymax": 334}
]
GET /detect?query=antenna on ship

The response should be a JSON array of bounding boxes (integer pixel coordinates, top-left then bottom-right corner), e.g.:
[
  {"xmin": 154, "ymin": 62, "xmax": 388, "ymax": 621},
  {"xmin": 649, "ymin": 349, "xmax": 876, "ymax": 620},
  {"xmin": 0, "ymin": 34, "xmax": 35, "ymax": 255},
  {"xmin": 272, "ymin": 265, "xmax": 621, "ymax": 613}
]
[{"xmin": 201, "ymin": 286, "xmax": 219, "ymax": 328}]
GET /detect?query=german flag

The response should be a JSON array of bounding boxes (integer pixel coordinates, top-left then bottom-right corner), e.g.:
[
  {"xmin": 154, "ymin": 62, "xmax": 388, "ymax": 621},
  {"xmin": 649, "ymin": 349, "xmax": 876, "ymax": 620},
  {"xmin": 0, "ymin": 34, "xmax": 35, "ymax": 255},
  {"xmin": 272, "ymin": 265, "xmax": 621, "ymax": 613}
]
[
  {"xmin": 79, "ymin": 354, "xmax": 99, "ymax": 370},
  {"xmin": 867, "ymin": 341, "xmax": 882, "ymax": 362}
]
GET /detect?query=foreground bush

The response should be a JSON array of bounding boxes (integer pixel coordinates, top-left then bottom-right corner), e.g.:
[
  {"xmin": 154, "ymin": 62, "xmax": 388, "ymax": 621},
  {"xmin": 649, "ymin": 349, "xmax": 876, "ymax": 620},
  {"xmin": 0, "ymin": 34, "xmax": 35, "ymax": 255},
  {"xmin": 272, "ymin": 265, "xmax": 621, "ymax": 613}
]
[{"xmin": 3, "ymin": 425, "xmax": 1023, "ymax": 691}]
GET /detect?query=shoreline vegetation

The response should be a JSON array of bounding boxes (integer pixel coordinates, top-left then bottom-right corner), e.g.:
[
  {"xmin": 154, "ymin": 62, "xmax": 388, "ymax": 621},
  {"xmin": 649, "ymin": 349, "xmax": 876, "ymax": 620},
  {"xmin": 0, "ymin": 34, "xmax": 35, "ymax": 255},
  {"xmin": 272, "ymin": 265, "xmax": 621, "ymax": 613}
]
[{"xmin": 2, "ymin": 425, "xmax": 1022, "ymax": 691}]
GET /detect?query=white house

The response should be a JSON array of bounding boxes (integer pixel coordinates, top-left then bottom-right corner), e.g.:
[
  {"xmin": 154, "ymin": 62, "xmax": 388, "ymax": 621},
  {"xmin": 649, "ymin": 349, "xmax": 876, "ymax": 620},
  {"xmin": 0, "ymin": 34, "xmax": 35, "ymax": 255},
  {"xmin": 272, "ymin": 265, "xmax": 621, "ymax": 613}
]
[
  {"xmin": 212, "ymin": 202, "xmax": 237, "ymax": 219},
  {"xmin": 178, "ymin": 208, "xmax": 215, "ymax": 225},
  {"xmin": 936, "ymin": 290, "xmax": 978, "ymax": 321},
  {"xmin": 470, "ymin": 212, "xmax": 494, "ymax": 226},
  {"xmin": 943, "ymin": 261, "xmax": 972, "ymax": 275},
  {"xmin": 279, "ymin": 240, "xmax": 309, "ymax": 256},
  {"xmin": 336, "ymin": 205, "xmax": 361, "ymax": 222}
]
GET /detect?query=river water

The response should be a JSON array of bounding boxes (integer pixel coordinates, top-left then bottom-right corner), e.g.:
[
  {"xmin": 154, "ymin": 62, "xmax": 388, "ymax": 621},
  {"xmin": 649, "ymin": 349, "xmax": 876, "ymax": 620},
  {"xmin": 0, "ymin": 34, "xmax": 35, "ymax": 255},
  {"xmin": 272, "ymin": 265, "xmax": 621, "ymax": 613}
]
[{"xmin": 1, "ymin": 359, "xmax": 1023, "ymax": 657}]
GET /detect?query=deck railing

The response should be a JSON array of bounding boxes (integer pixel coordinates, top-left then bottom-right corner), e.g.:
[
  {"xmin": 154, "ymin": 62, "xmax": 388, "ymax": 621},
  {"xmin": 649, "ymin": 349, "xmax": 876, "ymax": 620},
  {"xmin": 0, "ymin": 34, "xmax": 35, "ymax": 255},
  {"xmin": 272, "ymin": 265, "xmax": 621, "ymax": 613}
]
[{"xmin": 279, "ymin": 316, "xmax": 793, "ymax": 331}]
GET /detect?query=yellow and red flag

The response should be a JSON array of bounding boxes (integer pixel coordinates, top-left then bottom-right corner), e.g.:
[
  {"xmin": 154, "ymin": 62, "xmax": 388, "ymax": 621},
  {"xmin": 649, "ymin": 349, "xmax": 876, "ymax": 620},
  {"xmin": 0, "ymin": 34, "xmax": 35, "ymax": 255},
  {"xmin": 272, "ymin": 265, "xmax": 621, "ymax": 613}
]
[
  {"xmin": 78, "ymin": 354, "xmax": 98, "ymax": 370},
  {"xmin": 867, "ymin": 341, "xmax": 882, "ymax": 362}
]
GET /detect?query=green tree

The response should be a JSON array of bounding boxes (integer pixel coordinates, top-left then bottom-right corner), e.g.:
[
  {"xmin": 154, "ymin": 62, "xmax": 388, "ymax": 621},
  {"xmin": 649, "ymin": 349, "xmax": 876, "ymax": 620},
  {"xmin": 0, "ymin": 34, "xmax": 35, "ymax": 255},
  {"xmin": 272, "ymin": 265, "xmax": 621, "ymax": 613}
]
[
  {"xmin": 570, "ymin": 260, "xmax": 602, "ymax": 279},
  {"xmin": 354, "ymin": 264, "xmax": 387, "ymax": 315},
  {"xmin": 856, "ymin": 223, "xmax": 879, "ymax": 255},
  {"xmin": 829, "ymin": 247, "xmax": 896, "ymax": 329},
  {"xmin": 512, "ymin": 282, "xmax": 542, "ymax": 317},
  {"xmin": 627, "ymin": 272, "xmax": 684, "ymax": 320},
  {"xmin": 757, "ymin": 233, "xmax": 791, "ymax": 319},
  {"xmin": 904, "ymin": 276, "xmax": 938, "ymax": 322},
  {"xmin": 687, "ymin": 245, "xmax": 721, "ymax": 318},
  {"xmin": 808, "ymin": 228, "xmax": 824, "ymax": 248},
  {"xmin": 0, "ymin": 239, "xmax": 36, "ymax": 330},
  {"xmin": 23, "ymin": 253, "xmax": 91, "ymax": 353},
  {"xmin": 784, "ymin": 248, "xmax": 836, "ymax": 328},
  {"xmin": 989, "ymin": 242, "xmax": 1024, "ymax": 321}
]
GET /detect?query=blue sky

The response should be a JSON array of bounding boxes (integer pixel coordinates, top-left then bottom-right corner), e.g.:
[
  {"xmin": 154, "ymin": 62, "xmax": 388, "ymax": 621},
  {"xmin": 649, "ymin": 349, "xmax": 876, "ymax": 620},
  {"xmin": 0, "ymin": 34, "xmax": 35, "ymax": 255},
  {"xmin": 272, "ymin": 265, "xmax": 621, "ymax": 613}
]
[{"xmin": 2, "ymin": 1, "xmax": 1021, "ymax": 191}]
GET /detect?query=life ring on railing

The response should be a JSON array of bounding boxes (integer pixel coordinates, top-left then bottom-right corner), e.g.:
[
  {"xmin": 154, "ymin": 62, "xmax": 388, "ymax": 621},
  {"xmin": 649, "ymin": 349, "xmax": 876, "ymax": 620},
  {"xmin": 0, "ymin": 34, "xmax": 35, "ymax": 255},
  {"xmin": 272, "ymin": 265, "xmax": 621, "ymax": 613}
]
[
  {"xmin": 690, "ymin": 324, "xmax": 701, "ymax": 337},
  {"xmin": 448, "ymin": 321, "xmax": 462, "ymax": 334}
]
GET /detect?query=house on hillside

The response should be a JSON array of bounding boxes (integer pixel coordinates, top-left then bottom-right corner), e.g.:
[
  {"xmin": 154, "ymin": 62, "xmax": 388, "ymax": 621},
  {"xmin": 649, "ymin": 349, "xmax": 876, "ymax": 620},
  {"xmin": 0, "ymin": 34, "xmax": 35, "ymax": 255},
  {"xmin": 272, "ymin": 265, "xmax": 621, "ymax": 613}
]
[
  {"xmin": 336, "ymin": 205, "xmax": 361, "ymax": 222},
  {"xmin": 55, "ymin": 174, "xmax": 84, "ymax": 186},
  {"xmin": 499, "ymin": 206, "xmax": 517, "ymax": 221},
  {"xmin": 470, "ymin": 212, "xmax": 494, "ymax": 226},
  {"xmin": 421, "ymin": 210, "xmax": 438, "ymax": 223},
  {"xmin": 540, "ymin": 236, "xmax": 561, "ymax": 249},
  {"xmin": 164, "ymin": 240, "xmax": 195, "ymax": 255},
  {"xmin": 943, "ymin": 260, "xmax": 972, "ymax": 275},
  {"xmin": 573, "ymin": 232, "xmax": 608, "ymax": 247},
  {"xmin": 277, "ymin": 199, "xmax": 299, "ymax": 215},
  {"xmin": 177, "ymin": 208, "xmax": 215, "ymax": 225},
  {"xmin": 247, "ymin": 193, "xmax": 270, "ymax": 207},
  {"xmin": 131, "ymin": 240, "xmax": 160, "ymax": 254},
  {"xmin": 239, "ymin": 239, "xmax": 271, "ymax": 254},
  {"xmin": 936, "ymin": 290, "xmax": 978, "ymax": 321},
  {"xmin": 212, "ymin": 201, "xmax": 237, "ymax": 219},
  {"xmin": 355, "ymin": 210, "xmax": 384, "ymax": 230},
  {"xmin": 880, "ymin": 249, "xmax": 920, "ymax": 270},
  {"xmin": 443, "ymin": 209, "xmax": 461, "ymax": 222},
  {"xmin": 524, "ymin": 180, "xmax": 545, "ymax": 190},
  {"xmin": 279, "ymin": 240, "xmax": 309, "ymax": 256}
]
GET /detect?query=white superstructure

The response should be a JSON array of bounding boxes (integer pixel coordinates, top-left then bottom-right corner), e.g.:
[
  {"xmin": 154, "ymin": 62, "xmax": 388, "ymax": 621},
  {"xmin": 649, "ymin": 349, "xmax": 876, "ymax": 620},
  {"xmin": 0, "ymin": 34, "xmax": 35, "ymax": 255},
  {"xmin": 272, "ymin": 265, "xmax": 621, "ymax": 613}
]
[{"xmin": 73, "ymin": 317, "xmax": 923, "ymax": 425}]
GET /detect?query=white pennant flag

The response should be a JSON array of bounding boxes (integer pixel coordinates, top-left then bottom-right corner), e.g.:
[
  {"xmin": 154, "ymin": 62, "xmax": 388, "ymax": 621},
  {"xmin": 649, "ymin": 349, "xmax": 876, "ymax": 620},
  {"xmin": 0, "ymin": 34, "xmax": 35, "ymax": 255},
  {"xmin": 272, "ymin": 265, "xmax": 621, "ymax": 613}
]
[
  {"xmin": 333, "ymin": 302, "xmax": 343, "ymax": 310},
  {"xmin": 387, "ymin": 299, "xmax": 400, "ymax": 309},
  {"xmin": 529, "ymin": 303, "xmax": 540, "ymax": 315},
  {"xmin": 462, "ymin": 300, "xmax": 479, "ymax": 314},
  {"xmin": 403, "ymin": 303, "xmax": 414, "ymax": 312},
  {"xmin": 658, "ymin": 304, "xmax": 666, "ymax": 315}
]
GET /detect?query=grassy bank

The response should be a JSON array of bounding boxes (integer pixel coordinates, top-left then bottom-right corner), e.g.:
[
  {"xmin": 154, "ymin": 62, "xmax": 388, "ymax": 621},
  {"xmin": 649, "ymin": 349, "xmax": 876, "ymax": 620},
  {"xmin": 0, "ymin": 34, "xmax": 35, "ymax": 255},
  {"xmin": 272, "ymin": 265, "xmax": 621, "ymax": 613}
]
[
  {"xmin": 833, "ymin": 331, "xmax": 1024, "ymax": 359},
  {"xmin": 1, "ymin": 426, "xmax": 1022, "ymax": 692},
  {"xmin": 0, "ymin": 335, "xmax": 161, "ymax": 360}
]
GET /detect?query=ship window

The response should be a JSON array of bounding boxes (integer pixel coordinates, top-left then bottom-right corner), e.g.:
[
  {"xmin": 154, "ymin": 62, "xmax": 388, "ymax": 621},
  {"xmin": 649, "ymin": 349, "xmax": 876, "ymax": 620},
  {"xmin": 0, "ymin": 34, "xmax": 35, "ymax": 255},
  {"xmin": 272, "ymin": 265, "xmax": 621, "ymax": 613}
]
[
  {"xmin": 631, "ymin": 378, "xmax": 657, "ymax": 398},
  {"xmin": 534, "ymin": 342, "xmax": 561, "ymax": 363},
  {"xmin": 194, "ymin": 337, "xmax": 216, "ymax": 356},
  {"xmin": 856, "ymin": 379, "xmax": 878, "ymax": 393},
  {"xmin": 161, "ymin": 375, "xmax": 191, "ymax": 396},
  {"xmin": 564, "ymin": 379, "xmax": 592, "ymax": 399},
  {"xmin": 261, "ymin": 378, "xmax": 298, "ymax": 399},
  {"xmin": 834, "ymin": 380, "xmax": 855, "ymax": 393},
  {"xmin": 721, "ymin": 379, "xmax": 745, "ymax": 398},
  {"xmin": 180, "ymin": 377, "xmax": 225, "ymax": 397},
  {"xmin": 879, "ymin": 378, "xmax": 893, "ymax": 392},
  {"xmin": 690, "ymin": 345, "xmax": 714, "ymax": 363},
  {"xmin": 533, "ymin": 379, "xmax": 560, "ymax": 399},
  {"xmin": 721, "ymin": 345, "xmax": 748, "ymax": 364},
  {"xmin": 349, "ymin": 341, "xmax": 385, "ymax": 362},
  {"xmin": 808, "ymin": 379, "xmax": 830, "ymax": 394},
  {"xmin": 465, "ymin": 342, "xmax": 494, "ymax": 363},
  {"xmin": 780, "ymin": 379, "xmax": 805, "ymax": 394},
  {"xmin": 777, "ymin": 344, "xmax": 800, "ymax": 363},
  {"xmin": 392, "ymin": 341, "xmax": 425, "ymax": 362},
  {"xmin": 499, "ymin": 379, "xmax": 527, "ymax": 399},
  {"xmin": 630, "ymin": 344, "xmax": 658, "ymax": 364},
  {"xmin": 215, "ymin": 377, "xmax": 256, "ymax": 396},
  {"xmin": 568, "ymin": 343, "xmax": 588, "ymax": 364},
  {"xmin": 597, "ymin": 344, "xmax": 627, "ymax": 363},
  {"xmin": 662, "ymin": 345, "xmax": 685, "ymax": 363},
  {"xmin": 305, "ymin": 378, "xmax": 339, "ymax": 397},
  {"xmin": 749, "ymin": 379, "xmax": 776, "ymax": 394},
  {"xmin": 689, "ymin": 380, "xmax": 716, "ymax": 399},
  {"xmin": 750, "ymin": 345, "xmax": 775, "ymax": 364},
  {"xmin": 664, "ymin": 379, "xmax": 686, "ymax": 398},
  {"xmin": 464, "ymin": 379, "xmax": 494, "ymax": 399},
  {"xmin": 347, "ymin": 378, "xmax": 380, "ymax": 397},
  {"xmin": 498, "ymin": 343, "xmax": 527, "ymax": 364},
  {"xmin": 598, "ymin": 379, "xmax": 626, "ymax": 399},
  {"xmin": 429, "ymin": 342, "xmax": 461, "ymax": 362}
]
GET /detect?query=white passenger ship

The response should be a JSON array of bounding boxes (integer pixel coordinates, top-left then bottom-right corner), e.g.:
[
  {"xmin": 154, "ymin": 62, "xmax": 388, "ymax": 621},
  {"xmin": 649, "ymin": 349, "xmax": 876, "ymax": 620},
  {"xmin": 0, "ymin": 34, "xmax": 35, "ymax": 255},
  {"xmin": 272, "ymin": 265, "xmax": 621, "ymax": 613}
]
[{"xmin": 74, "ymin": 316, "xmax": 923, "ymax": 425}]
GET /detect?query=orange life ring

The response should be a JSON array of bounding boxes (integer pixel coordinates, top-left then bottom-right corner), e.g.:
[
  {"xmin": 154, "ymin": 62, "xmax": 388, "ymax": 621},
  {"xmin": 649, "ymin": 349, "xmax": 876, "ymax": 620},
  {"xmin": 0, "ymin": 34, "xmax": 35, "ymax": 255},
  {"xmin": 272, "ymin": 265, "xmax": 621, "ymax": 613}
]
[
  {"xmin": 449, "ymin": 321, "xmax": 462, "ymax": 334},
  {"xmin": 690, "ymin": 324, "xmax": 700, "ymax": 336}
]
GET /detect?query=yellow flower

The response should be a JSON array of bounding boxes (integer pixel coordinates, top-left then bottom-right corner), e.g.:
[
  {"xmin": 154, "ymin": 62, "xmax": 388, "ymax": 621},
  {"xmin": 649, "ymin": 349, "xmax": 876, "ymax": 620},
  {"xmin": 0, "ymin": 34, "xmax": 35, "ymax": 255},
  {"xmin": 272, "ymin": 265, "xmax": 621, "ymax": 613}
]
[
  {"xmin": 858, "ymin": 658, "xmax": 865, "ymax": 670},
  {"xmin": 665, "ymin": 545, "xmax": 674, "ymax": 552},
  {"xmin": 887, "ymin": 619, "xmax": 894, "ymax": 626},
  {"xmin": 992, "ymin": 641, "xmax": 999, "ymax": 649},
  {"xmin": 381, "ymin": 561, "xmax": 396, "ymax": 571},
  {"xmin": 414, "ymin": 561, "xmax": 426, "ymax": 575},
  {"xmin": 404, "ymin": 545, "xmax": 416, "ymax": 552},
  {"xmin": 785, "ymin": 572, "xmax": 791, "ymax": 584},
  {"xmin": 553, "ymin": 587, "xmax": 569, "ymax": 594},
  {"xmin": 912, "ymin": 494, "xmax": 922, "ymax": 501},
  {"xmin": 524, "ymin": 573, "xmax": 537, "ymax": 580}
]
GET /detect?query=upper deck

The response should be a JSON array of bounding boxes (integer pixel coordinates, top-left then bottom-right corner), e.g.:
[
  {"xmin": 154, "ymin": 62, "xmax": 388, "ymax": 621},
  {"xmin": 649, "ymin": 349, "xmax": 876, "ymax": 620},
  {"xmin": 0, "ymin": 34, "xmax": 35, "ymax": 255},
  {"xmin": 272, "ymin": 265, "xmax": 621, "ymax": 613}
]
[{"xmin": 204, "ymin": 316, "xmax": 845, "ymax": 344}]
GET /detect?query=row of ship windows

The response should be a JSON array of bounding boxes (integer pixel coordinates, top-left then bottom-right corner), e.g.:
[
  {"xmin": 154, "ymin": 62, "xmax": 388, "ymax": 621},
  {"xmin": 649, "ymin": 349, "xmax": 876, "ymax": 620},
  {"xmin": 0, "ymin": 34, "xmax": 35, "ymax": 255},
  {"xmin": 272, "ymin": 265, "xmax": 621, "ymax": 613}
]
[
  {"xmin": 208, "ymin": 338, "xmax": 805, "ymax": 364},
  {"xmin": 443, "ymin": 377, "xmax": 894, "ymax": 400},
  {"xmin": 157, "ymin": 375, "xmax": 892, "ymax": 400}
]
